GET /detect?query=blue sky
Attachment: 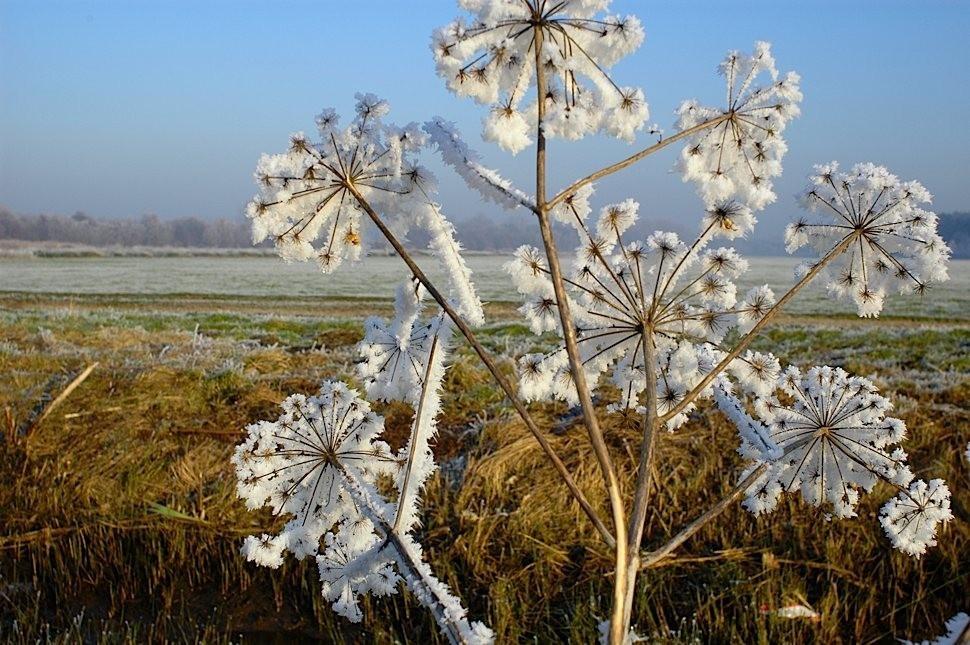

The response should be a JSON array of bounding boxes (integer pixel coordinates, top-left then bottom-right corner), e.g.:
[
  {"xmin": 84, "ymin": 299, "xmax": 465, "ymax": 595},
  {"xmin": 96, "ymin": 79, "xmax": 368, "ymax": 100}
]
[{"xmin": 2, "ymin": 0, "xmax": 969, "ymax": 239}]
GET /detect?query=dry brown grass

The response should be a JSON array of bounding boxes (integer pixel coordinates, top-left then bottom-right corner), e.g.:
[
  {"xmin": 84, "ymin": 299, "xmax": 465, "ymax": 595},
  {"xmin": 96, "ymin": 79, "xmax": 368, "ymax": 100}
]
[{"xmin": 0, "ymin": 297, "xmax": 966, "ymax": 643}]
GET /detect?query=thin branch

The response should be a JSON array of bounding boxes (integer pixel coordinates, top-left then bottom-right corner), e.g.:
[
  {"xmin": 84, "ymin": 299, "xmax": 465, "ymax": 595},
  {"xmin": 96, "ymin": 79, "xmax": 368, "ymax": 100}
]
[
  {"xmin": 659, "ymin": 234, "xmax": 858, "ymax": 425},
  {"xmin": 546, "ymin": 114, "xmax": 731, "ymax": 211},
  {"xmin": 640, "ymin": 463, "xmax": 768, "ymax": 569},
  {"xmin": 620, "ymin": 329, "xmax": 659, "ymax": 629},
  {"xmin": 393, "ymin": 331, "xmax": 441, "ymax": 533},
  {"xmin": 24, "ymin": 362, "xmax": 99, "ymax": 438},
  {"xmin": 534, "ymin": 25, "xmax": 628, "ymax": 645}
]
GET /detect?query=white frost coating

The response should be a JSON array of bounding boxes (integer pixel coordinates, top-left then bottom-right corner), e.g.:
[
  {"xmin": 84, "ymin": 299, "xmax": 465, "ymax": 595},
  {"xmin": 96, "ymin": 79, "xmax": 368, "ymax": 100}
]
[
  {"xmin": 391, "ymin": 533, "xmax": 495, "ymax": 645},
  {"xmin": 412, "ymin": 199, "xmax": 486, "ymax": 325},
  {"xmin": 743, "ymin": 365, "xmax": 914, "ymax": 519},
  {"xmin": 233, "ymin": 382, "xmax": 396, "ymax": 562},
  {"xmin": 393, "ymin": 314, "xmax": 454, "ymax": 534},
  {"xmin": 712, "ymin": 378, "xmax": 780, "ymax": 462},
  {"xmin": 727, "ymin": 350, "xmax": 780, "ymax": 398},
  {"xmin": 549, "ymin": 182, "xmax": 596, "ymax": 229},
  {"xmin": 247, "ymin": 95, "xmax": 483, "ymax": 327},
  {"xmin": 901, "ymin": 613, "xmax": 970, "ymax": 645},
  {"xmin": 358, "ymin": 282, "xmax": 456, "ymax": 531},
  {"xmin": 483, "ymin": 106, "xmax": 532, "ymax": 154},
  {"xmin": 676, "ymin": 42, "xmax": 802, "ymax": 211},
  {"xmin": 727, "ymin": 364, "xmax": 951, "ymax": 558},
  {"xmin": 507, "ymin": 201, "xmax": 754, "ymax": 420},
  {"xmin": 787, "ymin": 162, "xmax": 951, "ymax": 317},
  {"xmin": 597, "ymin": 619, "xmax": 647, "ymax": 644},
  {"xmin": 879, "ymin": 479, "xmax": 953, "ymax": 558},
  {"xmin": 338, "ymin": 471, "xmax": 494, "ymax": 645},
  {"xmin": 317, "ymin": 518, "xmax": 400, "ymax": 623},
  {"xmin": 235, "ymin": 362, "xmax": 492, "ymax": 643},
  {"xmin": 424, "ymin": 117, "xmax": 535, "ymax": 211},
  {"xmin": 359, "ymin": 279, "xmax": 433, "ymax": 402},
  {"xmin": 432, "ymin": 0, "xmax": 647, "ymax": 149}
]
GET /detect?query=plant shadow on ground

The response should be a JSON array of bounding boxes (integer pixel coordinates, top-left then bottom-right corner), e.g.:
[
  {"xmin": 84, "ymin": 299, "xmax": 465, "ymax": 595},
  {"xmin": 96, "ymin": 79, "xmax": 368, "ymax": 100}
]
[{"xmin": 0, "ymin": 295, "xmax": 966, "ymax": 643}]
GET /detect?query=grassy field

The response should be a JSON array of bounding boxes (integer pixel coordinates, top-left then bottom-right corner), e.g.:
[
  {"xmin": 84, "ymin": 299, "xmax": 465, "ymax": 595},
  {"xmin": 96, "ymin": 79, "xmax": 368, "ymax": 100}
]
[{"xmin": 0, "ymin": 290, "xmax": 967, "ymax": 643}]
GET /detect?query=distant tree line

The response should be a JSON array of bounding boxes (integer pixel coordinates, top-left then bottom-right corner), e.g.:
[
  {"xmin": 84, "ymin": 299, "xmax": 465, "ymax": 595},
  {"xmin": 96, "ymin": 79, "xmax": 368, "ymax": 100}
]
[
  {"xmin": 0, "ymin": 207, "xmax": 252, "ymax": 248},
  {"xmin": 937, "ymin": 212, "xmax": 970, "ymax": 259},
  {"xmin": 1, "ymin": 206, "xmax": 967, "ymax": 257}
]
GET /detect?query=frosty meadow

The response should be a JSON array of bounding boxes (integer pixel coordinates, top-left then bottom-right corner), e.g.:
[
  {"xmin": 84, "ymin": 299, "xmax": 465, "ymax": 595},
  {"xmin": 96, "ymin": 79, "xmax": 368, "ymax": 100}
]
[{"xmin": 234, "ymin": 1, "xmax": 955, "ymax": 643}]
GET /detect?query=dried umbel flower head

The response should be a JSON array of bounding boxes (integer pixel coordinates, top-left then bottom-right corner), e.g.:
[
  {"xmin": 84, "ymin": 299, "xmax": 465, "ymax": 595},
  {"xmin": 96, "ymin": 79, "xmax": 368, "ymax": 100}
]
[
  {"xmin": 248, "ymin": 93, "xmax": 416, "ymax": 268},
  {"xmin": 358, "ymin": 280, "xmax": 438, "ymax": 404},
  {"xmin": 248, "ymin": 94, "xmax": 485, "ymax": 325},
  {"xmin": 676, "ymin": 41, "xmax": 802, "ymax": 210},
  {"xmin": 507, "ymin": 196, "xmax": 775, "ymax": 427},
  {"xmin": 788, "ymin": 162, "xmax": 951, "ymax": 317},
  {"xmin": 734, "ymin": 364, "xmax": 952, "ymax": 558},
  {"xmin": 432, "ymin": 0, "xmax": 647, "ymax": 152},
  {"xmin": 233, "ymin": 381, "xmax": 396, "ymax": 563},
  {"xmin": 880, "ymin": 478, "xmax": 953, "ymax": 558},
  {"xmin": 744, "ymin": 365, "xmax": 913, "ymax": 519}
]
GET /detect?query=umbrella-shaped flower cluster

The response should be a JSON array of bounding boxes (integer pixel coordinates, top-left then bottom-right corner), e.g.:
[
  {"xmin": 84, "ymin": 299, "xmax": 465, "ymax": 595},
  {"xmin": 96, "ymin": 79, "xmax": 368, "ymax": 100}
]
[
  {"xmin": 432, "ymin": 0, "xmax": 648, "ymax": 152},
  {"xmin": 507, "ymin": 192, "xmax": 775, "ymax": 428},
  {"xmin": 735, "ymin": 365, "xmax": 952, "ymax": 556},
  {"xmin": 247, "ymin": 94, "xmax": 484, "ymax": 325},
  {"xmin": 676, "ymin": 41, "xmax": 802, "ymax": 210},
  {"xmin": 233, "ymin": 381, "xmax": 396, "ymax": 565},
  {"xmin": 787, "ymin": 162, "xmax": 951, "ymax": 317}
]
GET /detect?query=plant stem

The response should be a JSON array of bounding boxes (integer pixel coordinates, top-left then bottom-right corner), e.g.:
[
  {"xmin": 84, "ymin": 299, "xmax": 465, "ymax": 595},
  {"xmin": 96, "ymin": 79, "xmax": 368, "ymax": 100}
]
[
  {"xmin": 393, "ymin": 329, "xmax": 441, "ymax": 534},
  {"xmin": 340, "ymin": 469, "xmax": 467, "ymax": 645},
  {"xmin": 346, "ymin": 183, "xmax": 615, "ymax": 549},
  {"xmin": 620, "ymin": 330, "xmax": 659, "ymax": 630},
  {"xmin": 659, "ymin": 234, "xmax": 858, "ymax": 425},
  {"xmin": 545, "ymin": 114, "xmax": 730, "ymax": 212},
  {"xmin": 640, "ymin": 463, "xmax": 768, "ymax": 569},
  {"xmin": 533, "ymin": 25, "xmax": 629, "ymax": 645}
]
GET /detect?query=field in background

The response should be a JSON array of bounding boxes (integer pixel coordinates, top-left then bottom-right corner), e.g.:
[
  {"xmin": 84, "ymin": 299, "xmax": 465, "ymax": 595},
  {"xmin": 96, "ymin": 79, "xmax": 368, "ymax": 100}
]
[
  {"xmin": 0, "ymin": 256, "xmax": 967, "ymax": 643},
  {"xmin": 3, "ymin": 255, "xmax": 969, "ymax": 318}
]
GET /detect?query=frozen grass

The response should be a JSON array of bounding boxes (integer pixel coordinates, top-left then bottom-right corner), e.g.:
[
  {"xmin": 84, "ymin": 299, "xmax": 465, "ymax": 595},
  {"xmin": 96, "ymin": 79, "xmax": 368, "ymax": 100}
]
[{"xmin": 0, "ymin": 295, "xmax": 967, "ymax": 643}]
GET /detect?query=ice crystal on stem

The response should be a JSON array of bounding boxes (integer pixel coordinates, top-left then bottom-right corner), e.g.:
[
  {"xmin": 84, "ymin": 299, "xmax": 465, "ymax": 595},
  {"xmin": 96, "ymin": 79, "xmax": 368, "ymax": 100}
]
[
  {"xmin": 432, "ymin": 0, "xmax": 647, "ymax": 152},
  {"xmin": 424, "ymin": 117, "xmax": 535, "ymax": 211},
  {"xmin": 787, "ymin": 162, "xmax": 951, "ymax": 317},
  {"xmin": 676, "ymin": 42, "xmax": 802, "ymax": 210}
]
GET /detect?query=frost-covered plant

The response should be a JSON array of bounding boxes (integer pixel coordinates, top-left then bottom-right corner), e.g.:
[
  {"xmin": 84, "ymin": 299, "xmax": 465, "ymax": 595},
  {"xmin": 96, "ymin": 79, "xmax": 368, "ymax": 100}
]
[
  {"xmin": 787, "ymin": 161, "xmax": 950, "ymax": 316},
  {"xmin": 235, "ymin": 2, "xmax": 954, "ymax": 643}
]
